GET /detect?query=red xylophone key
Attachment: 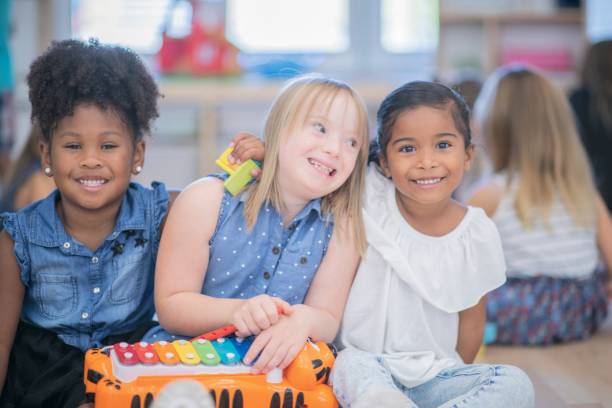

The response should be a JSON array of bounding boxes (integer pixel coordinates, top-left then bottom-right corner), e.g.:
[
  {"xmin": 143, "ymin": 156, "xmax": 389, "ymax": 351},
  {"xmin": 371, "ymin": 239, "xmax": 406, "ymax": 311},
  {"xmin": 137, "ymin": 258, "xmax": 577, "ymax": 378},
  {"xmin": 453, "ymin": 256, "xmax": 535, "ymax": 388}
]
[
  {"xmin": 133, "ymin": 341, "xmax": 159, "ymax": 365},
  {"xmin": 113, "ymin": 342, "xmax": 139, "ymax": 365}
]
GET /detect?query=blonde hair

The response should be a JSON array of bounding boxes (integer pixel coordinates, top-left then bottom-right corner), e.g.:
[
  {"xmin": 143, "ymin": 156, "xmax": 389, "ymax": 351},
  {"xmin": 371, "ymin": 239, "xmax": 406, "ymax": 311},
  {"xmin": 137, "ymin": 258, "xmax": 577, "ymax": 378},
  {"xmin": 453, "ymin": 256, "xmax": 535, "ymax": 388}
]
[
  {"xmin": 477, "ymin": 66, "xmax": 596, "ymax": 228},
  {"xmin": 244, "ymin": 75, "xmax": 369, "ymax": 253}
]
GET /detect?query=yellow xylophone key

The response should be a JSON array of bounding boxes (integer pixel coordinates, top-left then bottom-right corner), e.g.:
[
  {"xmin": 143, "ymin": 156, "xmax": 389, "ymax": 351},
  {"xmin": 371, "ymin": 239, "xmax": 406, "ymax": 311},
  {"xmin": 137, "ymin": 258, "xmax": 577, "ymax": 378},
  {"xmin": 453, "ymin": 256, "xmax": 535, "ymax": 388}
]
[
  {"xmin": 172, "ymin": 339, "xmax": 201, "ymax": 365},
  {"xmin": 152, "ymin": 340, "xmax": 180, "ymax": 365}
]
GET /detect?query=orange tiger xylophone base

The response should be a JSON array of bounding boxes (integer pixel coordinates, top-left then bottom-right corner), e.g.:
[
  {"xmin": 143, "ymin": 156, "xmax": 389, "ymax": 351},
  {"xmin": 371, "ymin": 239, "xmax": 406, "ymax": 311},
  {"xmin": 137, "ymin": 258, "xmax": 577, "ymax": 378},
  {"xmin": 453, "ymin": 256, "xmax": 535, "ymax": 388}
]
[{"xmin": 84, "ymin": 341, "xmax": 339, "ymax": 408}]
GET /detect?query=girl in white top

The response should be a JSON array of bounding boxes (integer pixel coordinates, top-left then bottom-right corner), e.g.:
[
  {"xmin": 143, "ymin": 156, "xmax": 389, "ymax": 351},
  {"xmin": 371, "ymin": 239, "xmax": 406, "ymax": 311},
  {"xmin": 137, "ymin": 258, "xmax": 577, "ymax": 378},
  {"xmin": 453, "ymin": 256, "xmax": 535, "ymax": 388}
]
[
  {"xmin": 468, "ymin": 66, "xmax": 612, "ymax": 345},
  {"xmin": 331, "ymin": 81, "xmax": 534, "ymax": 408}
]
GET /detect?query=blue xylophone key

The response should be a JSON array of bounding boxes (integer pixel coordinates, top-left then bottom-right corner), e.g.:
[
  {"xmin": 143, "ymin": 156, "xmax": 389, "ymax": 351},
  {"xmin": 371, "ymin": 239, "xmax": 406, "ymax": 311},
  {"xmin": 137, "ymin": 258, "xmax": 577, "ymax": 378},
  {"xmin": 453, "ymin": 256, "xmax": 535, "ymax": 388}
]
[
  {"xmin": 212, "ymin": 337, "xmax": 242, "ymax": 365},
  {"xmin": 229, "ymin": 336, "xmax": 254, "ymax": 362}
]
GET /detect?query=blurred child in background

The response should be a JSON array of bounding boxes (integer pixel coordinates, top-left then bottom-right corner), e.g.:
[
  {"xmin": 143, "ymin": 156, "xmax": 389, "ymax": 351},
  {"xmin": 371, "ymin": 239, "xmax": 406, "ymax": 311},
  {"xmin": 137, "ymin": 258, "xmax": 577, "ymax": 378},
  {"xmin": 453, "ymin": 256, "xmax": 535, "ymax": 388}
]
[
  {"xmin": 468, "ymin": 65, "xmax": 612, "ymax": 345},
  {"xmin": 0, "ymin": 125, "xmax": 55, "ymax": 212},
  {"xmin": 570, "ymin": 40, "xmax": 612, "ymax": 211}
]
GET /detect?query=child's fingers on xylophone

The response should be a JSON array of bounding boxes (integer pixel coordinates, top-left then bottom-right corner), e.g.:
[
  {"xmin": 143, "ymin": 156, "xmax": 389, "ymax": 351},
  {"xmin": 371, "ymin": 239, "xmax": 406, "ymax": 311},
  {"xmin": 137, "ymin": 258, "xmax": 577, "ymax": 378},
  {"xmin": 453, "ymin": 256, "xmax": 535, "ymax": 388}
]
[
  {"xmin": 243, "ymin": 329, "xmax": 274, "ymax": 367},
  {"xmin": 258, "ymin": 339, "xmax": 293, "ymax": 373}
]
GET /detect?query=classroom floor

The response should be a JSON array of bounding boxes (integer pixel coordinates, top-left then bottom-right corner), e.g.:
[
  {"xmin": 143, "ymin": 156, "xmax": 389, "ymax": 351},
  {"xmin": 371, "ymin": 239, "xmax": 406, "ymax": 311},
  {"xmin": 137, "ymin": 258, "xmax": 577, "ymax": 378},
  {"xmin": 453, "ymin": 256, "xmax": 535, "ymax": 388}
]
[{"xmin": 477, "ymin": 307, "xmax": 612, "ymax": 408}]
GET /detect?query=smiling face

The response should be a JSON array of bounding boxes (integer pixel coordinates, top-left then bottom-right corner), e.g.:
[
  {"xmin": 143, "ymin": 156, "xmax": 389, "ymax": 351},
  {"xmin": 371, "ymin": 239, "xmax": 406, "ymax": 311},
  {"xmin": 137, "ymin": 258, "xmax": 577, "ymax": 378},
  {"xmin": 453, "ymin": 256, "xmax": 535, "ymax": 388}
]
[
  {"xmin": 380, "ymin": 105, "xmax": 473, "ymax": 210},
  {"xmin": 41, "ymin": 104, "xmax": 144, "ymax": 215},
  {"xmin": 277, "ymin": 90, "xmax": 362, "ymax": 204}
]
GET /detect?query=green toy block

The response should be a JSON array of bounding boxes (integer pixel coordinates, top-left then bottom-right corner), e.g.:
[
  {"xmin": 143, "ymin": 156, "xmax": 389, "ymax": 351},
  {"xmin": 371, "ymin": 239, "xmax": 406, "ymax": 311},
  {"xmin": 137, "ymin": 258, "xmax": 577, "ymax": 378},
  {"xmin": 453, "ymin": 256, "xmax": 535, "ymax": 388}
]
[{"xmin": 223, "ymin": 160, "xmax": 259, "ymax": 196}]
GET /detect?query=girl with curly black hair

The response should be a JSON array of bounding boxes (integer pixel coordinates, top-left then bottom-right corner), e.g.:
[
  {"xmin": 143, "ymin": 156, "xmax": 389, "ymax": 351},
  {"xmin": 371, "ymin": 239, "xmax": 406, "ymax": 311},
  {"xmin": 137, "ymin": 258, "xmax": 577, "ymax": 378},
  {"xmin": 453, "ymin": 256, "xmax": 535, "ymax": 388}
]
[{"xmin": 0, "ymin": 38, "xmax": 172, "ymax": 408}]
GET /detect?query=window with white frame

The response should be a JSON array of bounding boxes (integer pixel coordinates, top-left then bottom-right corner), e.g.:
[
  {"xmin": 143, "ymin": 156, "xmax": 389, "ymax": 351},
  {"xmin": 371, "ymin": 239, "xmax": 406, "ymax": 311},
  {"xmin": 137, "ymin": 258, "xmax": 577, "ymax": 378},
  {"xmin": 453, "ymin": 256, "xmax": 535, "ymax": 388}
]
[
  {"xmin": 225, "ymin": 0, "xmax": 349, "ymax": 53},
  {"xmin": 71, "ymin": 0, "xmax": 439, "ymax": 76},
  {"xmin": 381, "ymin": 0, "xmax": 439, "ymax": 53},
  {"xmin": 71, "ymin": 0, "xmax": 183, "ymax": 54}
]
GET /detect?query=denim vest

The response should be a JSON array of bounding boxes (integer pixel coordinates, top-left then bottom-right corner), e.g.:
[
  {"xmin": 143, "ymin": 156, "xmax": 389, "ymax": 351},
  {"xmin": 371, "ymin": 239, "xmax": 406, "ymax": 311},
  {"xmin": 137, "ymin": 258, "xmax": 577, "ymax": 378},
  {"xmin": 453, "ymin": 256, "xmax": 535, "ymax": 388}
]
[
  {"xmin": 1, "ymin": 182, "xmax": 169, "ymax": 351},
  {"xmin": 144, "ymin": 186, "xmax": 333, "ymax": 342}
]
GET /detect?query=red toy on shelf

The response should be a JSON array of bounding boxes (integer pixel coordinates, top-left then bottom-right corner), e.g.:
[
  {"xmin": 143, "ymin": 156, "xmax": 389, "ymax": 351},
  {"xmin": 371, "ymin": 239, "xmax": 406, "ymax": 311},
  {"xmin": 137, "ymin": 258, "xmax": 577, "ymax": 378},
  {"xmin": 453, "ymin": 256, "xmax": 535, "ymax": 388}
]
[{"xmin": 157, "ymin": 0, "xmax": 241, "ymax": 76}]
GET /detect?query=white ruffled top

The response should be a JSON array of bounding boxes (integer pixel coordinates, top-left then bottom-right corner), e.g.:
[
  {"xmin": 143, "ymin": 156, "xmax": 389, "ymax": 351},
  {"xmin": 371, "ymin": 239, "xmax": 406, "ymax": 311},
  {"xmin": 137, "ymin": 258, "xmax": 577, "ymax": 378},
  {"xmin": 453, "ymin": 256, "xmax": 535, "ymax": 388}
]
[{"xmin": 338, "ymin": 165, "xmax": 506, "ymax": 388}]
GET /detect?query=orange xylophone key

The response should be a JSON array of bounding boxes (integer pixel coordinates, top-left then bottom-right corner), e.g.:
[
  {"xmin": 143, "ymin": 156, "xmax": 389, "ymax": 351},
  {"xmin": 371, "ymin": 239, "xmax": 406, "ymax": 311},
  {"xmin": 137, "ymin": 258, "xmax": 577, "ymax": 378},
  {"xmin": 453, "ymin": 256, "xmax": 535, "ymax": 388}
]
[{"xmin": 152, "ymin": 340, "xmax": 181, "ymax": 365}]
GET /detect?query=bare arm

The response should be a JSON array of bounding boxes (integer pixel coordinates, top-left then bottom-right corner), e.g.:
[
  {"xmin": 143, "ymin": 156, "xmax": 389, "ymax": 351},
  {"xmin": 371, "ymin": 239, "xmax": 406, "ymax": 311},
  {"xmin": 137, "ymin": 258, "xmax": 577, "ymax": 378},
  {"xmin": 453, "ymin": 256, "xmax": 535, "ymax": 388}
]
[
  {"xmin": 466, "ymin": 181, "xmax": 503, "ymax": 218},
  {"xmin": 244, "ymin": 217, "xmax": 361, "ymax": 372},
  {"xmin": 299, "ymin": 217, "xmax": 361, "ymax": 341},
  {"xmin": 0, "ymin": 231, "xmax": 25, "ymax": 394},
  {"xmin": 457, "ymin": 297, "xmax": 486, "ymax": 363},
  {"xmin": 154, "ymin": 177, "xmax": 242, "ymax": 336}
]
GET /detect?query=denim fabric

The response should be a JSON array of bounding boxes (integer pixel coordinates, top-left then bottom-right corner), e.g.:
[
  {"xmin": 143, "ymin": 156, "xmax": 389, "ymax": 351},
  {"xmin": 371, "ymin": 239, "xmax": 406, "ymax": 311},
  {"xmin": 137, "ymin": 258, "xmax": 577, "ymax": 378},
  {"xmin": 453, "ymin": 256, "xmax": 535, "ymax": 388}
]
[
  {"xmin": 1, "ymin": 182, "xmax": 169, "ymax": 351},
  {"xmin": 144, "ymin": 185, "xmax": 333, "ymax": 342},
  {"xmin": 204, "ymin": 189, "xmax": 333, "ymax": 303},
  {"xmin": 331, "ymin": 348, "xmax": 535, "ymax": 408}
]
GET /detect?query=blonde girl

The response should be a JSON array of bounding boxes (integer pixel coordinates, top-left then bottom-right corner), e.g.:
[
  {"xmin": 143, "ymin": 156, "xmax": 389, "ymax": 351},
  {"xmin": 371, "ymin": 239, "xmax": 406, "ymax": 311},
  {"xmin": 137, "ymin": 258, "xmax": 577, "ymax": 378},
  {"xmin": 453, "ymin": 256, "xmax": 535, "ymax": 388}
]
[
  {"xmin": 468, "ymin": 65, "xmax": 612, "ymax": 345},
  {"xmin": 148, "ymin": 75, "xmax": 369, "ymax": 373}
]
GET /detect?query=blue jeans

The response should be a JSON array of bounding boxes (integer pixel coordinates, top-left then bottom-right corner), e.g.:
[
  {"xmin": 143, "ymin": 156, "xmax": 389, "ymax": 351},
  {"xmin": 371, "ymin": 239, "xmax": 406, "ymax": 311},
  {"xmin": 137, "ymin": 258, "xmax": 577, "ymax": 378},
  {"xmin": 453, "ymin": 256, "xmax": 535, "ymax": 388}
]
[{"xmin": 331, "ymin": 348, "xmax": 534, "ymax": 408}]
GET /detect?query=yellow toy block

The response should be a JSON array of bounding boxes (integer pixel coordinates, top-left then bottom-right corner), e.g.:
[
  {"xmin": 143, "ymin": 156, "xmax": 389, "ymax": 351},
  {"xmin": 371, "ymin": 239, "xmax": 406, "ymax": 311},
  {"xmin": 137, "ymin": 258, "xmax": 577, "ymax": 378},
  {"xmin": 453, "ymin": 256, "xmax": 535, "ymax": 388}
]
[{"xmin": 215, "ymin": 147, "xmax": 261, "ymax": 196}]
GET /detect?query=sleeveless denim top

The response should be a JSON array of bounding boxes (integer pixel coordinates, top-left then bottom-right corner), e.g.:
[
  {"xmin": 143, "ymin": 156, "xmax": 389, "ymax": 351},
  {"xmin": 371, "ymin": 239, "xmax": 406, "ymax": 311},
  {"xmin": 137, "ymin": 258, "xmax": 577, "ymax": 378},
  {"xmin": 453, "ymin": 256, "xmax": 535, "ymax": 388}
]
[
  {"xmin": 144, "ymin": 186, "xmax": 334, "ymax": 342},
  {"xmin": 205, "ymin": 189, "xmax": 333, "ymax": 302},
  {"xmin": 1, "ymin": 182, "xmax": 169, "ymax": 351}
]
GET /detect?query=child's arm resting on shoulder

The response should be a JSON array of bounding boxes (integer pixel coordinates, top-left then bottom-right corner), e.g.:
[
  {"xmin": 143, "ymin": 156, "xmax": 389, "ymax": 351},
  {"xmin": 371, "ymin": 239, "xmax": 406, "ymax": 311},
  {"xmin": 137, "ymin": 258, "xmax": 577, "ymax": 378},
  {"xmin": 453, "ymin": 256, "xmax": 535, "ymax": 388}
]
[
  {"xmin": 457, "ymin": 296, "xmax": 486, "ymax": 363},
  {"xmin": 0, "ymin": 231, "xmax": 25, "ymax": 394},
  {"xmin": 154, "ymin": 177, "xmax": 288, "ymax": 337},
  {"xmin": 244, "ymin": 217, "xmax": 360, "ymax": 373},
  {"xmin": 227, "ymin": 132, "xmax": 264, "ymax": 178}
]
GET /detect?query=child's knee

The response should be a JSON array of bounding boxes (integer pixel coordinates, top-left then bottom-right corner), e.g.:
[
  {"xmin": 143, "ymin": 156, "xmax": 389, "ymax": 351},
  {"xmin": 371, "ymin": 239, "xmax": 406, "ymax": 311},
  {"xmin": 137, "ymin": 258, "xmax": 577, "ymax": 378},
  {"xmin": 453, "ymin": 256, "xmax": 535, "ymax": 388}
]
[
  {"xmin": 332, "ymin": 347, "xmax": 372, "ymax": 376},
  {"xmin": 496, "ymin": 365, "xmax": 535, "ymax": 408}
]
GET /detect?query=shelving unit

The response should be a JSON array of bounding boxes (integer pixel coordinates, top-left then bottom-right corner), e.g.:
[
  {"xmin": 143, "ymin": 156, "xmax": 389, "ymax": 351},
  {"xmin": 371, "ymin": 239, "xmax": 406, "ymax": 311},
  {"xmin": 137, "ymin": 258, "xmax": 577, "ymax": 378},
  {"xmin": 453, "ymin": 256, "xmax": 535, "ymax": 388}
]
[{"xmin": 437, "ymin": 7, "xmax": 585, "ymax": 88}]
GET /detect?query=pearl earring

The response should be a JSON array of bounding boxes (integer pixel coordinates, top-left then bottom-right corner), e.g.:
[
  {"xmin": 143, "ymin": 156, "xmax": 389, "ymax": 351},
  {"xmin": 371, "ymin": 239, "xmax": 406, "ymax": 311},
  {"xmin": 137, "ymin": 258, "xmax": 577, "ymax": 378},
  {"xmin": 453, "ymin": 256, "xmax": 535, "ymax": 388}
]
[
  {"xmin": 134, "ymin": 165, "xmax": 142, "ymax": 174},
  {"xmin": 44, "ymin": 167, "xmax": 52, "ymax": 176}
]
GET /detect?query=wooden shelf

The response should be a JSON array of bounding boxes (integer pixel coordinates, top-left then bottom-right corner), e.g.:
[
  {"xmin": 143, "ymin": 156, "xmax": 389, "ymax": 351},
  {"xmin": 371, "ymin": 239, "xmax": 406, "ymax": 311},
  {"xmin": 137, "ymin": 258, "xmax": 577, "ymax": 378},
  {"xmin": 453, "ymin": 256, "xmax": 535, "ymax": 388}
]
[
  {"xmin": 159, "ymin": 79, "xmax": 392, "ymax": 175},
  {"xmin": 437, "ymin": 7, "xmax": 585, "ymax": 85},
  {"xmin": 441, "ymin": 9, "xmax": 583, "ymax": 24}
]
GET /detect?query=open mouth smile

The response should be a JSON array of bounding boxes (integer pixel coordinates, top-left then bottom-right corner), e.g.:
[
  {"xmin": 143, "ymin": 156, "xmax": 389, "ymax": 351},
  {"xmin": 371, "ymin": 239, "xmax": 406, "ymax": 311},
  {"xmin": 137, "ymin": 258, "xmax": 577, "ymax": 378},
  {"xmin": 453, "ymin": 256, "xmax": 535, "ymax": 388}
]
[
  {"xmin": 412, "ymin": 177, "xmax": 445, "ymax": 186},
  {"xmin": 77, "ymin": 177, "xmax": 109, "ymax": 190},
  {"xmin": 308, "ymin": 158, "xmax": 337, "ymax": 177}
]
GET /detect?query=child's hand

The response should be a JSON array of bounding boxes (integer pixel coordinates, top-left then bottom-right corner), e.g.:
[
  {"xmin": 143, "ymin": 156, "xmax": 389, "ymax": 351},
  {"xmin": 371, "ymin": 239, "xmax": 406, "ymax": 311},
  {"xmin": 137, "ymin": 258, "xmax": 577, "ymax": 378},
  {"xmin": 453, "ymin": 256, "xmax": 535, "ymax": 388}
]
[
  {"xmin": 243, "ymin": 312, "xmax": 309, "ymax": 373},
  {"xmin": 228, "ymin": 132, "xmax": 264, "ymax": 178},
  {"xmin": 232, "ymin": 294, "xmax": 293, "ymax": 337}
]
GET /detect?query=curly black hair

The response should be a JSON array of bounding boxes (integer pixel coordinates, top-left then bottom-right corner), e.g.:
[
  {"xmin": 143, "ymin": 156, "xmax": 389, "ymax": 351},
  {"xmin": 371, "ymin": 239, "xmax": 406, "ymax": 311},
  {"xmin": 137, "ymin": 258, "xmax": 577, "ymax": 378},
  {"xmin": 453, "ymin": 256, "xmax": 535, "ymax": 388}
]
[{"xmin": 27, "ymin": 38, "xmax": 160, "ymax": 143}]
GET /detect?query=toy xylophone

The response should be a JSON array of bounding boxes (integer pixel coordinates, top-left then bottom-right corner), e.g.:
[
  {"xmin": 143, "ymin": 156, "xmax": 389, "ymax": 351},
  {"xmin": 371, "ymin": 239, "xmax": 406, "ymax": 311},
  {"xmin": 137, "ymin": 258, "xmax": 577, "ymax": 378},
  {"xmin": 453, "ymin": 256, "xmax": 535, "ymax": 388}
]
[{"xmin": 84, "ymin": 326, "xmax": 338, "ymax": 408}]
